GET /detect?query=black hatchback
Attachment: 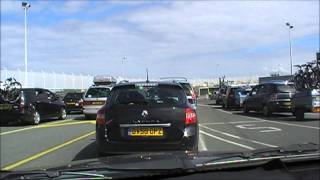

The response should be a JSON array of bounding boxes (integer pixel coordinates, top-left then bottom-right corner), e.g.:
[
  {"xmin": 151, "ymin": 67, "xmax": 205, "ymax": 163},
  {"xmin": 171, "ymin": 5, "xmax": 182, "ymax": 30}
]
[
  {"xmin": 63, "ymin": 92, "xmax": 84, "ymax": 114},
  {"xmin": 0, "ymin": 88, "xmax": 67, "ymax": 125},
  {"xmin": 243, "ymin": 82, "xmax": 295, "ymax": 116},
  {"xmin": 96, "ymin": 82, "xmax": 198, "ymax": 155}
]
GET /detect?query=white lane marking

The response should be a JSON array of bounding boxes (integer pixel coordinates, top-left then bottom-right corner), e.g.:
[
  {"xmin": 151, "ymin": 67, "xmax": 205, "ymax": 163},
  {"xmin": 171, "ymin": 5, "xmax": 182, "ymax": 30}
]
[
  {"xmin": 200, "ymin": 120, "xmax": 263, "ymax": 125},
  {"xmin": 198, "ymin": 104, "xmax": 320, "ymax": 130},
  {"xmin": 236, "ymin": 124, "xmax": 282, "ymax": 133},
  {"xmin": 200, "ymin": 125, "xmax": 278, "ymax": 148},
  {"xmin": 198, "ymin": 104, "xmax": 220, "ymax": 108},
  {"xmin": 198, "ymin": 133, "xmax": 208, "ymax": 151},
  {"xmin": 243, "ymin": 116, "xmax": 320, "ymax": 130},
  {"xmin": 200, "ymin": 130, "xmax": 255, "ymax": 150},
  {"xmin": 215, "ymin": 108, "xmax": 233, "ymax": 114}
]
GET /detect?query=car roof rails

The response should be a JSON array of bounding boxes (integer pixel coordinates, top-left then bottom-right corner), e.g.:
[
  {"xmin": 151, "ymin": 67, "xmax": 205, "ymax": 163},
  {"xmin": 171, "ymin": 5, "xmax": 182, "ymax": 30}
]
[{"xmin": 159, "ymin": 77, "xmax": 188, "ymax": 82}]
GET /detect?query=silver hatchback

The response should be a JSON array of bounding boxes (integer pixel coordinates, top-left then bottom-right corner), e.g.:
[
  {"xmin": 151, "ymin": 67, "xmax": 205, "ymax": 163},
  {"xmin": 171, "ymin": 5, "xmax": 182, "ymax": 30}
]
[{"xmin": 83, "ymin": 86, "xmax": 111, "ymax": 119}]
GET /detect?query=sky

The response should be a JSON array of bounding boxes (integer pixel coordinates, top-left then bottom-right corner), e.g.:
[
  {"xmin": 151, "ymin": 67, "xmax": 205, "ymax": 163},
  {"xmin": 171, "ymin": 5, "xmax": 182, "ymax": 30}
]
[{"xmin": 1, "ymin": 0, "xmax": 319, "ymax": 79}]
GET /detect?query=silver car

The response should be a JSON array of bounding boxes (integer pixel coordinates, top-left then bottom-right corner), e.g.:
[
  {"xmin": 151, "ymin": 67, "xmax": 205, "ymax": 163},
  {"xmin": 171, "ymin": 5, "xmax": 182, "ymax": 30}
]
[{"xmin": 83, "ymin": 85, "xmax": 111, "ymax": 119}]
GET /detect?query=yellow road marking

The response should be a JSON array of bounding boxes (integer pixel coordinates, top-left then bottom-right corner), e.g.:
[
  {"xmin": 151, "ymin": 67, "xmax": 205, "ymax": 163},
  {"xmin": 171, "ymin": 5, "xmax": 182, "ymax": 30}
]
[
  {"xmin": 0, "ymin": 121, "xmax": 96, "ymax": 136},
  {"xmin": 1, "ymin": 131, "xmax": 96, "ymax": 171},
  {"xmin": 45, "ymin": 119, "xmax": 74, "ymax": 125}
]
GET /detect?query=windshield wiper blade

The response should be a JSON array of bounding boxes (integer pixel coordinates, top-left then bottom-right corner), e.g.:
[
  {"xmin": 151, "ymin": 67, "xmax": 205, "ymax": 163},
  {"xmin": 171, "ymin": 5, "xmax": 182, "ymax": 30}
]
[
  {"xmin": 250, "ymin": 142, "xmax": 319, "ymax": 157},
  {"xmin": 0, "ymin": 170, "xmax": 60, "ymax": 179}
]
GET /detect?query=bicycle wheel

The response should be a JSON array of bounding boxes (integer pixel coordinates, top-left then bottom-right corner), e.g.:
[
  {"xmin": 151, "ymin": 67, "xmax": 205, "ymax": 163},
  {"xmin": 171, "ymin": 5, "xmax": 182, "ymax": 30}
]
[{"xmin": 7, "ymin": 82, "xmax": 22, "ymax": 102}]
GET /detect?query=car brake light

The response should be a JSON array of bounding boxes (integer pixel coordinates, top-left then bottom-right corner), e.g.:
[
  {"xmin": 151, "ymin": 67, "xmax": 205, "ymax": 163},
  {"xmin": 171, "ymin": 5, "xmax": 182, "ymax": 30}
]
[
  {"xmin": 185, "ymin": 108, "xmax": 197, "ymax": 125},
  {"xmin": 19, "ymin": 96, "xmax": 25, "ymax": 113},
  {"xmin": 83, "ymin": 101, "xmax": 91, "ymax": 105},
  {"xmin": 96, "ymin": 108, "xmax": 106, "ymax": 125}
]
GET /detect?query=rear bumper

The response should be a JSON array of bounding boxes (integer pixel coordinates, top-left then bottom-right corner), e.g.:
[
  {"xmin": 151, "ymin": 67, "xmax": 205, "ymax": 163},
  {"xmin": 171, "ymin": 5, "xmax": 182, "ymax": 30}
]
[
  {"xmin": 269, "ymin": 101, "xmax": 292, "ymax": 112},
  {"xmin": 66, "ymin": 105, "xmax": 83, "ymax": 112},
  {"xmin": 83, "ymin": 105, "xmax": 102, "ymax": 115},
  {"xmin": 0, "ymin": 110, "xmax": 33, "ymax": 123},
  {"xmin": 96, "ymin": 126, "xmax": 198, "ymax": 154},
  {"xmin": 96, "ymin": 136, "xmax": 198, "ymax": 154}
]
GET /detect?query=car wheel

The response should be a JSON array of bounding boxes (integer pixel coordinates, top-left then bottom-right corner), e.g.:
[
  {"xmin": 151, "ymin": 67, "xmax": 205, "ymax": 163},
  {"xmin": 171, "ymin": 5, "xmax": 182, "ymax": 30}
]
[
  {"xmin": 243, "ymin": 103, "xmax": 249, "ymax": 113},
  {"xmin": 295, "ymin": 109, "xmax": 304, "ymax": 121},
  {"xmin": 32, "ymin": 111, "xmax": 41, "ymax": 125},
  {"xmin": 263, "ymin": 105, "xmax": 272, "ymax": 117},
  {"xmin": 59, "ymin": 108, "xmax": 67, "ymax": 120},
  {"xmin": 222, "ymin": 103, "xmax": 225, "ymax": 108}
]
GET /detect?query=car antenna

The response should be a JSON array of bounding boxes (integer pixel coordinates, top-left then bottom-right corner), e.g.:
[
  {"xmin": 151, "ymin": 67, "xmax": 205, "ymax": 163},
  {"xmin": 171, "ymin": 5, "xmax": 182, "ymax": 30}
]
[{"xmin": 146, "ymin": 68, "xmax": 149, "ymax": 83}]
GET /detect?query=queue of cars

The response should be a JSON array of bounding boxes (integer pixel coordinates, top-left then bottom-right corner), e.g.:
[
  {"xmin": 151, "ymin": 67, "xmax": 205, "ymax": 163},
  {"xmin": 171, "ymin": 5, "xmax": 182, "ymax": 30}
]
[{"xmin": 216, "ymin": 81, "xmax": 320, "ymax": 120}]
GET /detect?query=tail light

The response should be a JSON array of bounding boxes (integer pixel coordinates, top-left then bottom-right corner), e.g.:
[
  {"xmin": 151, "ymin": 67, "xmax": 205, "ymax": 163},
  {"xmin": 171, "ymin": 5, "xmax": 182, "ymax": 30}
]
[
  {"xmin": 83, "ymin": 100, "xmax": 91, "ymax": 105},
  {"xmin": 185, "ymin": 108, "xmax": 197, "ymax": 125},
  {"xmin": 270, "ymin": 94, "xmax": 278, "ymax": 101},
  {"xmin": 96, "ymin": 108, "xmax": 106, "ymax": 125},
  {"xmin": 79, "ymin": 99, "xmax": 83, "ymax": 106},
  {"xmin": 19, "ymin": 95, "xmax": 25, "ymax": 113}
]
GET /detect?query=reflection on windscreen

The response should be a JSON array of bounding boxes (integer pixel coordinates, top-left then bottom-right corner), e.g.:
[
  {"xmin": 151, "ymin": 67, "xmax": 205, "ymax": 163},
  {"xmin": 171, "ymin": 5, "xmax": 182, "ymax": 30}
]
[
  {"xmin": 113, "ymin": 86, "xmax": 186, "ymax": 105},
  {"xmin": 85, "ymin": 88, "xmax": 110, "ymax": 98},
  {"xmin": 276, "ymin": 84, "xmax": 295, "ymax": 93},
  {"xmin": 180, "ymin": 83, "xmax": 192, "ymax": 96},
  {"xmin": 65, "ymin": 93, "xmax": 83, "ymax": 99}
]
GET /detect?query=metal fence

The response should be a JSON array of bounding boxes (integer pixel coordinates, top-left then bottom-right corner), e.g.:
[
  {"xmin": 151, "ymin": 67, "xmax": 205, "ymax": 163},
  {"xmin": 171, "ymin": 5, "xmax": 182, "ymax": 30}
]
[
  {"xmin": 1, "ymin": 68, "xmax": 93, "ymax": 90},
  {"xmin": 1, "ymin": 68, "xmax": 259, "ymax": 90}
]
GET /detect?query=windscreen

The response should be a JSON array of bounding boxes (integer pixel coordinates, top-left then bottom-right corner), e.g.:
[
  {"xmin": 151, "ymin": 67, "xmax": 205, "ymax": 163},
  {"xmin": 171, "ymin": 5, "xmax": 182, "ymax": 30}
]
[
  {"xmin": 64, "ymin": 93, "xmax": 83, "ymax": 100},
  {"xmin": 179, "ymin": 83, "xmax": 193, "ymax": 96},
  {"xmin": 276, "ymin": 84, "xmax": 295, "ymax": 93},
  {"xmin": 112, "ymin": 85, "xmax": 186, "ymax": 106},
  {"xmin": 85, "ymin": 88, "xmax": 110, "ymax": 98}
]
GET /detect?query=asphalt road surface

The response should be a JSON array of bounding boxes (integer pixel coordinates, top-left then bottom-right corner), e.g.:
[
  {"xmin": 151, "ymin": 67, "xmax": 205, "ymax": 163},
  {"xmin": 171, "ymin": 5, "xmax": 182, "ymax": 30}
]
[{"xmin": 1, "ymin": 99, "xmax": 319, "ymax": 171}]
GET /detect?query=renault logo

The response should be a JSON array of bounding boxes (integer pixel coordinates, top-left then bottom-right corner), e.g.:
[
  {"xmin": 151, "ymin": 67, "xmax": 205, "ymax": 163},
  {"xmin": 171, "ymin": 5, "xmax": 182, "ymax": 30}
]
[{"xmin": 141, "ymin": 110, "xmax": 148, "ymax": 117}]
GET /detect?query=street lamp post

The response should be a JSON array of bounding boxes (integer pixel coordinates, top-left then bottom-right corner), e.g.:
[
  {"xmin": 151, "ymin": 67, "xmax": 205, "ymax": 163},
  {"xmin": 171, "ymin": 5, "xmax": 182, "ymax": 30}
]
[
  {"xmin": 122, "ymin": 56, "xmax": 127, "ymax": 78},
  {"xmin": 22, "ymin": 2, "xmax": 30, "ymax": 87},
  {"xmin": 286, "ymin": 22, "xmax": 294, "ymax": 75}
]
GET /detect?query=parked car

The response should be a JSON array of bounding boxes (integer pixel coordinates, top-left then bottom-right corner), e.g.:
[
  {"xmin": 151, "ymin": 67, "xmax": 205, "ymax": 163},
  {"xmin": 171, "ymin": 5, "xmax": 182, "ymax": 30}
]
[
  {"xmin": 222, "ymin": 86, "xmax": 250, "ymax": 109},
  {"xmin": 160, "ymin": 77, "xmax": 197, "ymax": 109},
  {"xmin": 243, "ymin": 82, "xmax": 295, "ymax": 116},
  {"xmin": 96, "ymin": 81, "xmax": 198, "ymax": 155},
  {"xmin": 235, "ymin": 87, "xmax": 251, "ymax": 108},
  {"xmin": 215, "ymin": 86, "xmax": 227, "ymax": 105},
  {"xmin": 63, "ymin": 92, "xmax": 84, "ymax": 114},
  {"xmin": 83, "ymin": 85, "xmax": 111, "ymax": 119},
  {"xmin": 0, "ymin": 88, "xmax": 66, "ymax": 125},
  {"xmin": 292, "ymin": 89, "xmax": 320, "ymax": 120}
]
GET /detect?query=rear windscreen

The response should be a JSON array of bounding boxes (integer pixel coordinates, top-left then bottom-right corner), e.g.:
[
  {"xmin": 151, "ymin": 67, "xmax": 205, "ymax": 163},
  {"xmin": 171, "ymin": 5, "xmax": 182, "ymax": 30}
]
[
  {"xmin": 64, "ymin": 93, "xmax": 83, "ymax": 100},
  {"xmin": 276, "ymin": 84, "xmax": 295, "ymax": 93},
  {"xmin": 85, "ymin": 88, "xmax": 110, "ymax": 98},
  {"xmin": 112, "ymin": 85, "xmax": 186, "ymax": 106},
  {"xmin": 179, "ymin": 83, "xmax": 193, "ymax": 96}
]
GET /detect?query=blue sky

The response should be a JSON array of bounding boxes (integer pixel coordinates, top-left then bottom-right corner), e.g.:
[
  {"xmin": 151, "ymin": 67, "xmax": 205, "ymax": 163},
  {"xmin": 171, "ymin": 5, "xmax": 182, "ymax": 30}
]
[{"xmin": 1, "ymin": 0, "xmax": 319, "ymax": 79}]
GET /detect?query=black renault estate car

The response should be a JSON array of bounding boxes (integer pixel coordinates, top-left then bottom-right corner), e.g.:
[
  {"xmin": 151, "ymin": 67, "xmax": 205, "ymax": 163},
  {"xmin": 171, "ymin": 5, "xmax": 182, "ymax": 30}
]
[
  {"xmin": 0, "ymin": 88, "xmax": 67, "ymax": 125},
  {"xmin": 96, "ymin": 81, "xmax": 198, "ymax": 155}
]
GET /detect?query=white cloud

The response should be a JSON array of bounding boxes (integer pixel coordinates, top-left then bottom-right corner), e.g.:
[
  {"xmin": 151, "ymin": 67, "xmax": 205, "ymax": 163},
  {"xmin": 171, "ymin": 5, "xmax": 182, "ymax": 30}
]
[{"xmin": 1, "ymin": 1, "xmax": 319, "ymax": 78}]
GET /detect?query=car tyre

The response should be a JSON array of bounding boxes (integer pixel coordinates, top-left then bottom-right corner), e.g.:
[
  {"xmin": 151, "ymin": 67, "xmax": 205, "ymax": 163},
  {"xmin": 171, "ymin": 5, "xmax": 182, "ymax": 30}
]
[
  {"xmin": 32, "ymin": 111, "xmax": 41, "ymax": 125},
  {"xmin": 262, "ymin": 105, "xmax": 272, "ymax": 117},
  {"xmin": 59, "ymin": 108, "xmax": 67, "ymax": 120},
  {"xmin": 243, "ymin": 103, "xmax": 249, "ymax": 113},
  {"xmin": 295, "ymin": 109, "xmax": 304, "ymax": 121}
]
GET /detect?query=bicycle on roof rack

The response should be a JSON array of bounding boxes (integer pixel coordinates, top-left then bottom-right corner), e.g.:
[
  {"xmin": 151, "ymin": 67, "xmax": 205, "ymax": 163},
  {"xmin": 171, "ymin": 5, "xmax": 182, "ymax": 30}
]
[{"xmin": 0, "ymin": 77, "xmax": 22, "ymax": 103}]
